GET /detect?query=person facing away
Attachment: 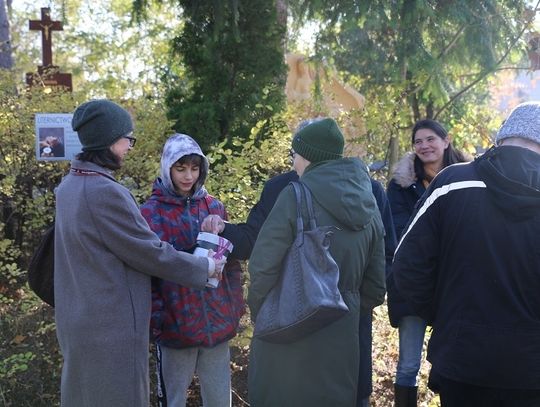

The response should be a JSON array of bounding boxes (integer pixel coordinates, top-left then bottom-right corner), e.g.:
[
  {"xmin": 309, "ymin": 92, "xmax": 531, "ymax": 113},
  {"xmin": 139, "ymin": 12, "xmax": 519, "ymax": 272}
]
[
  {"xmin": 139, "ymin": 134, "xmax": 245, "ymax": 407},
  {"xmin": 246, "ymin": 118, "xmax": 386, "ymax": 407},
  {"xmin": 201, "ymin": 118, "xmax": 397, "ymax": 407},
  {"xmin": 385, "ymin": 118, "xmax": 470, "ymax": 407},
  {"xmin": 392, "ymin": 101, "xmax": 540, "ymax": 407},
  {"xmin": 54, "ymin": 100, "xmax": 224, "ymax": 407}
]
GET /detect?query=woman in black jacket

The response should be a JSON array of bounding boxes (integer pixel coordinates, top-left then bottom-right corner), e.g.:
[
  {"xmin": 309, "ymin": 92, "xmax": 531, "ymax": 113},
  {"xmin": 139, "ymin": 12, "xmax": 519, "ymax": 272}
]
[{"xmin": 386, "ymin": 119, "xmax": 469, "ymax": 406}]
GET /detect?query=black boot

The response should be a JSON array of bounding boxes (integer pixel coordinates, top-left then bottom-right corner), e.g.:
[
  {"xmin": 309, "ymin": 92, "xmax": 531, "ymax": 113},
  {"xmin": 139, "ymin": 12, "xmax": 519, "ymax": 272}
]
[
  {"xmin": 394, "ymin": 384, "xmax": 418, "ymax": 407},
  {"xmin": 407, "ymin": 385, "xmax": 418, "ymax": 406}
]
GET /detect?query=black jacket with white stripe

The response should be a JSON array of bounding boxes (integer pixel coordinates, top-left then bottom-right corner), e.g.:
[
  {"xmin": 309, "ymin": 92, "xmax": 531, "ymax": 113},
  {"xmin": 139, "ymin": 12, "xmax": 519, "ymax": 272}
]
[{"xmin": 393, "ymin": 145, "xmax": 540, "ymax": 389}]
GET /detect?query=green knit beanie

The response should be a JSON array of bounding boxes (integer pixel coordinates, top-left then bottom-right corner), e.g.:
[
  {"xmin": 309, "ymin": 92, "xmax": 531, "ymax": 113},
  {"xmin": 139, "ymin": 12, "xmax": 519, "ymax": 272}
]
[
  {"xmin": 291, "ymin": 118, "xmax": 344, "ymax": 163},
  {"xmin": 72, "ymin": 99, "xmax": 134, "ymax": 151}
]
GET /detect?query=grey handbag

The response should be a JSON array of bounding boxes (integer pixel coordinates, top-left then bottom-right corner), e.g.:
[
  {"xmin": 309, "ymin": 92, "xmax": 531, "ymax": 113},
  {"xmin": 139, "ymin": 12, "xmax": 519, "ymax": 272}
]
[{"xmin": 253, "ymin": 181, "xmax": 349, "ymax": 343}]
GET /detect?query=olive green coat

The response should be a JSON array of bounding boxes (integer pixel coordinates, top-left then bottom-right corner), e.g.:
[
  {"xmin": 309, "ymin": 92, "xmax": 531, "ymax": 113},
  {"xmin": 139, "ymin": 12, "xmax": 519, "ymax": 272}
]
[{"xmin": 248, "ymin": 158, "xmax": 386, "ymax": 407}]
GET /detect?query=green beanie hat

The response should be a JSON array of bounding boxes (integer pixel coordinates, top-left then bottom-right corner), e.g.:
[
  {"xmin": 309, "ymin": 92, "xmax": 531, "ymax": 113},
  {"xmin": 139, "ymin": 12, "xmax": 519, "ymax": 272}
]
[
  {"xmin": 291, "ymin": 118, "xmax": 344, "ymax": 163},
  {"xmin": 72, "ymin": 99, "xmax": 134, "ymax": 151}
]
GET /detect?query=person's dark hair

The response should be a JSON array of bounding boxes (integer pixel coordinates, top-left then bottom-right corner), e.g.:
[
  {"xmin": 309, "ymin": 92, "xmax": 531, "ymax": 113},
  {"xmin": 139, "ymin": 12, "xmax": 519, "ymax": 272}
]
[
  {"xmin": 76, "ymin": 149, "xmax": 122, "ymax": 170},
  {"xmin": 176, "ymin": 153, "xmax": 202, "ymax": 167},
  {"xmin": 412, "ymin": 119, "xmax": 468, "ymax": 181}
]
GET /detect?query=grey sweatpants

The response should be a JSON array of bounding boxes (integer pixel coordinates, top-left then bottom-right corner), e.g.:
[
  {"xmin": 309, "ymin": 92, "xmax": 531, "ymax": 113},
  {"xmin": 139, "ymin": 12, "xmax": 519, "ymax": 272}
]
[{"xmin": 159, "ymin": 341, "xmax": 232, "ymax": 407}]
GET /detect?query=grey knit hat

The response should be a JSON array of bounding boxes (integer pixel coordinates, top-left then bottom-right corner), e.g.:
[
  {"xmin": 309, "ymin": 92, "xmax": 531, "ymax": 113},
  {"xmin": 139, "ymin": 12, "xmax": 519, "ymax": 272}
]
[
  {"xmin": 72, "ymin": 99, "xmax": 134, "ymax": 151},
  {"xmin": 291, "ymin": 118, "xmax": 344, "ymax": 163},
  {"xmin": 496, "ymin": 101, "xmax": 540, "ymax": 146}
]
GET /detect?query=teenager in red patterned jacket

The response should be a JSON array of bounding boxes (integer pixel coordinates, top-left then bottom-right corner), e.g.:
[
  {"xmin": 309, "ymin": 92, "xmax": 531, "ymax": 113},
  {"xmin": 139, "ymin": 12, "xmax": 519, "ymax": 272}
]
[{"xmin": 140, "ymin": 133, "xmax": 245, "ymax": 407}]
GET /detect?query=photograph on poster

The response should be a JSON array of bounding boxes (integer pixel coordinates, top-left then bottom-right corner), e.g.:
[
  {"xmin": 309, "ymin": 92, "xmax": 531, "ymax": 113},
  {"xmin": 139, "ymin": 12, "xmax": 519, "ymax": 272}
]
[
  {"xmin": 35, "ymin": 113, "xmax": 81, "ymax": 161},
  {"xmin": 39, "ymin": 127, "xmax": 65, "ymax": 158}
]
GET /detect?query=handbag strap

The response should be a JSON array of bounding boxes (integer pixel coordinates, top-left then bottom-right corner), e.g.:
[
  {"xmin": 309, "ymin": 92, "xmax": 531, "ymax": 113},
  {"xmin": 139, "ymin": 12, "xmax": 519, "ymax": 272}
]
[
  {"xmin": 299, "ymin": 182, "xmax": 317, "ymax": 230},
  {"xmin": 290, "ymin": 182, "xmax": 304, "ymax": 238},
  {"xmin": 290, "ymin": 181, "xmax": 318, "ymax": 239}
]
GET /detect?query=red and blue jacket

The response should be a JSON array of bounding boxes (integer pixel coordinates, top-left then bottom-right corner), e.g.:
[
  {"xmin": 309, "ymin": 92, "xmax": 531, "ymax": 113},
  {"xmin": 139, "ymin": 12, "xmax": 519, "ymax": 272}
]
[
  {"xmin": 141, "ymin": 177, "xmax": 245, "ymax": 349},
  {"xmin": 141, "ymin": 133, "xmax": 244, "ymax": 348}
]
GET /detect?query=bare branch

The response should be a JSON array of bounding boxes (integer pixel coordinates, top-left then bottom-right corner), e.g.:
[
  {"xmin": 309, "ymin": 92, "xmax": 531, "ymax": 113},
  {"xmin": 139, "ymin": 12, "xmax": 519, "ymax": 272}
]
[
  {"xmin": 405, "ymin": 24, "xmax": 469, "ymax": 98},
  {"xmin": 437, "ymin": 25, "xmax": 467, "ymax": 60}
]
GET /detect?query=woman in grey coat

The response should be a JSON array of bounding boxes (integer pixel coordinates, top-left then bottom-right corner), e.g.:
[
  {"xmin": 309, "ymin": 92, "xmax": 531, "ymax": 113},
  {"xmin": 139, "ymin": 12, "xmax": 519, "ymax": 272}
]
[{"xmin": 54, "ymin": 99, "xmax": 224, "ymax": 407}]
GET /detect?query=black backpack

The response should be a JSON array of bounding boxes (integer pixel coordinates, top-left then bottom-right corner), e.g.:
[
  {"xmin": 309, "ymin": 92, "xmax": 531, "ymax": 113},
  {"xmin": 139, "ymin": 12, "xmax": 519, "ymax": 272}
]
[{"xmin": 27, "ymin": 222, "xmax": 55, "ymax": 307}]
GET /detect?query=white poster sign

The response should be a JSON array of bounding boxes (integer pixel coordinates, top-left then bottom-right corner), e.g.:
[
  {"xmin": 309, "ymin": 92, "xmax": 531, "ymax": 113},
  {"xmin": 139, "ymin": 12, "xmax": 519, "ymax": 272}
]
[{"xmin": 35, "ymin": 113, "xmax": 81, "ymax": 161}]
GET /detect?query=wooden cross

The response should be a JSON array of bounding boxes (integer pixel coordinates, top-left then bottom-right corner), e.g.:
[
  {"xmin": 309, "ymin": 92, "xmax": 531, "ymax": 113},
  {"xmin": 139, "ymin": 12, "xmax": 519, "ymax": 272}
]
[{"xmin": 29, "ymin": 8, "xmax": 63, "ymax": 67}]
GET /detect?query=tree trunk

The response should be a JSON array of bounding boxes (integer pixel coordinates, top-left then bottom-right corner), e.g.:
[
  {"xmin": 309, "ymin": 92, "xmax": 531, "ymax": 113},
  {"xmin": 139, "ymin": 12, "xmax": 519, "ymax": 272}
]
[
  {"xmin": 276, "ymin": 0, "xmax": 287, "ymax": 51},
  {"xmin": 0, "ymin": 0, "xmax": 13, "ymax": 69},
  {"xmin": 276, "ymin": 0, "xmax": 288, "ymax": 104},
  {"xmin": 387, "ymin": 133, "xmax": 400, "ymax": 179},
  {"xmin": 276, "ymin": 0, "xmax": 287, "ymax": 25}
]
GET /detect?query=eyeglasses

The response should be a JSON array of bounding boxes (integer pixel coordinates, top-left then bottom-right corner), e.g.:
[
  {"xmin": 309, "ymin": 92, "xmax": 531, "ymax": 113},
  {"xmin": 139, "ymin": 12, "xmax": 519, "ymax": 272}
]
[
  {"xmin": 289, "ymin": 148, "xmax": 296, "ymax": 159},
  {"xmin": 124, "ymin": 134, "xmax": 137, "ymax": 148}
]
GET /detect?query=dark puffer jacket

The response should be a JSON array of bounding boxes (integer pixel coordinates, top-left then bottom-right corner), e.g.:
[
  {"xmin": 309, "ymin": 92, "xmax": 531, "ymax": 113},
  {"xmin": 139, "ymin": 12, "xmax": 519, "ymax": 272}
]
[
  {"xmin": 393, "ymin": 146, "xmax": 540, "ymax": 389},
  {"xmin": 385, "ymin": 152, "xmax": 426, "ymax": 327}
]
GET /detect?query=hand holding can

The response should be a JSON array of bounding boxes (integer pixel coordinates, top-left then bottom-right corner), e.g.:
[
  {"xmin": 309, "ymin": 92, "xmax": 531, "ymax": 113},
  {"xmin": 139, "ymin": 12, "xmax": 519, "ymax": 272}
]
[{"xmin": 193, "ymin": 232, "xmax": 234, "ymax": 288}]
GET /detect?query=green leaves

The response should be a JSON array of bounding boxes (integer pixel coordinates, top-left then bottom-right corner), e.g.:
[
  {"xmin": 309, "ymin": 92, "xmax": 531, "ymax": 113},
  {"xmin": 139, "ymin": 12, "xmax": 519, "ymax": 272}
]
[
  {"xmin": 0, "ymin": 352, "xmax": 35, "ymax": 379},
  {"xmin": 164, "ymin": 0, "xmax": 287, "ymax": 152},
  {"xmin": 205, "ymin": 114, "xmax": 291, "ymax": 221},
  {"xmin": 286, "ymin": 0, "xmax": 531, "ymax": 172}
]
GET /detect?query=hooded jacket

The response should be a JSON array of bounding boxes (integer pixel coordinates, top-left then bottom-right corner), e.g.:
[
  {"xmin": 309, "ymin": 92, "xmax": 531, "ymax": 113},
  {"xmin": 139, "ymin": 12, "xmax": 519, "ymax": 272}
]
[
  {"xmin": 393, "ymin": 145, "xmax": 540, "ymax": 389},
  {"xmin": 222, "ymin": 169, "xmax": 395, "ymax": 400},
  {"xmin": 247, "ymin": 158, "xmax": 386, "ymax": 407},
  {"xmin": 140, "ymin": 134, "xmax": 245, "ymax": 348}
]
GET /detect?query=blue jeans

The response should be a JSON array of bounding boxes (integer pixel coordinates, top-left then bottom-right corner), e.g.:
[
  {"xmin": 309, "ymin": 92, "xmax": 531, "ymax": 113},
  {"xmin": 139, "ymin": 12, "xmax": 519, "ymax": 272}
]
[
  {"xmin": 358, "ymin": 397, "xmax": 369, "ymax": 407},
  {"xmin": 395, "ymin": 315, "xmax": 427, "ymax": 386}
]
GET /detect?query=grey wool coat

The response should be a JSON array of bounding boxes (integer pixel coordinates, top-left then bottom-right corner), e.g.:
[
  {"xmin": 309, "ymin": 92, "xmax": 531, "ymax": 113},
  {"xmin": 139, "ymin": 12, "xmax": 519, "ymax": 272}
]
[
  {"xmin": 54, "ymin": 159, "xmax": 209, "ymax": 407},
  {"xmin": 247, "ymin": 158, "xmax": 386, "ymax": 407}
]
